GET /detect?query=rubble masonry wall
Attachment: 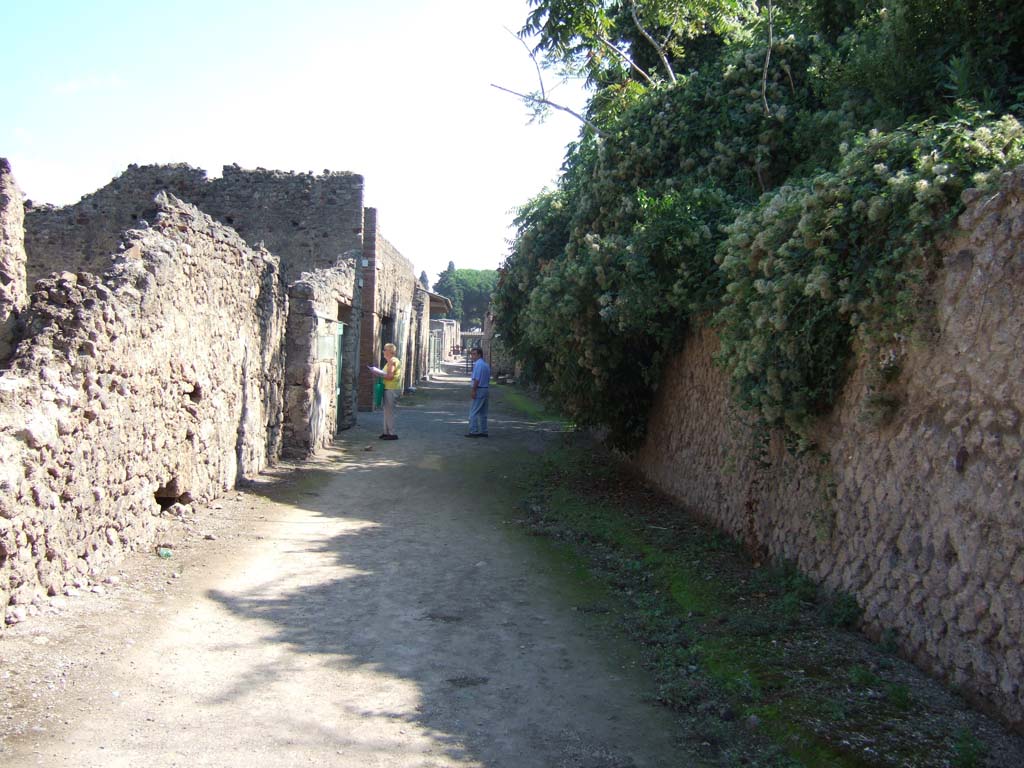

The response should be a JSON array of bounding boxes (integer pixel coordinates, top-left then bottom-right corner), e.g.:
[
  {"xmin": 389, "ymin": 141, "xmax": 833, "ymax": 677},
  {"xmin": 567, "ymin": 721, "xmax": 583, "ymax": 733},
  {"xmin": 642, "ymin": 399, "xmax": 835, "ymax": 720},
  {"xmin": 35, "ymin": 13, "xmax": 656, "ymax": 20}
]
[
  {"xmin": 636, "ymin": 168, "xmax": 1024, "ymax": 727},
  {"xmin": 0, "ymin": 195, "xmax": 286, "ymax": 623},
  {"xmin": 0, "ymin": 159, "xmax": 28, "ymax": 361},
  {"xmin": 284, "ymin": 265, "xmax": 361, "ymax": 456},
  {"xmin": 24, "ymin": 163, "xmax": 365, "ymax": 286}
]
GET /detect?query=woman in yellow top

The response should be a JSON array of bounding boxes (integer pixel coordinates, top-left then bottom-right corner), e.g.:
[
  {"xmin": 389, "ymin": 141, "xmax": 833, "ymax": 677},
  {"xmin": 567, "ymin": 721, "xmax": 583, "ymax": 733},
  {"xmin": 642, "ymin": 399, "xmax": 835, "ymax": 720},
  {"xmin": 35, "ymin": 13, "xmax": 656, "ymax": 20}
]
[{"xmin": 371, "ymin": 343, "xmax": 402, "ymax": 440}]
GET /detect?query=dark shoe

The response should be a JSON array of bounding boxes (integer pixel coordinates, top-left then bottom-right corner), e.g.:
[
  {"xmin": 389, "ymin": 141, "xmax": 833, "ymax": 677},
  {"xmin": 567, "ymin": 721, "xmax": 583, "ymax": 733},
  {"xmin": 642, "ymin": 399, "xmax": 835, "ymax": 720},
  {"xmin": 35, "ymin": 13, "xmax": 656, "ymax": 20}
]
[
  {"xmin": 379, "ymin": 434, "xmax": 389, "ymax": 439},
  {"xmin": 479, "ymin": 433, "xmax": 488, "ymax": 438},
  {"xmin": 385, "ymin": 434, "xmax": 399, "ymax": 440},
  {"xmin": 465, "ymin": 433, "xmax": 478, "ymax": 438}
]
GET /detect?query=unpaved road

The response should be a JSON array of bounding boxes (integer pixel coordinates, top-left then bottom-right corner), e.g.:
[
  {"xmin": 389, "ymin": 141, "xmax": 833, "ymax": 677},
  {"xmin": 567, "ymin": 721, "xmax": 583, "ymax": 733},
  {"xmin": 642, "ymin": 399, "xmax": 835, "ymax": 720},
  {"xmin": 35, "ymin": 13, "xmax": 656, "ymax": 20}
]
[{"xmin": 1, "ymin": 368, "xmax": 696, "ymax": 767}]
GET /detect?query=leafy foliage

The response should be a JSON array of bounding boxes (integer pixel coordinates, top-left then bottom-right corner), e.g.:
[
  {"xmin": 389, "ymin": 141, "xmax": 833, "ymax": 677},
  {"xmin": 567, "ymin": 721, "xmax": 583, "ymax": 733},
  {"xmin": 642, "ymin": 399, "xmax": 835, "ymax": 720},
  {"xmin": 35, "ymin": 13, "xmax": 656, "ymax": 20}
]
[
  {"xmin": 522, "ymin": 0, "xmax": 752, "ymax": 85},
  {"xmin": 497, "ymin": 0, "xmax": 1024, "ymax": 448},
  {"xmin": 714, "ymin": 113, "xmax": 1024, "ymax": 437},
  {"xmin": 433, "ymin": 266, "xmax": 499, "ymax": 330}
]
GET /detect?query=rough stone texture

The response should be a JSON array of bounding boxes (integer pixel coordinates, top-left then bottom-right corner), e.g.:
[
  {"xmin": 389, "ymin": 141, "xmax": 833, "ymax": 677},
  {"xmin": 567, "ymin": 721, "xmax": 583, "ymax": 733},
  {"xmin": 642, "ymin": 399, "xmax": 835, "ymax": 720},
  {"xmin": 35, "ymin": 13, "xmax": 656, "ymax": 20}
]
[
  {"xmin": 24, "ymin": 164, "xmax": 208, "ymax": 283},
  {"xmin": 0, "ymin": 159, "xmax": 28, "ymax": 361},
  {"xmin": 201, "ymin": 164, "xmax": 365, "ymax": 285},
  {"xmin": 22, "ymin": 162, "xmax": 364, "ymax": 447},
  {"xmin": 22, "ymin": 162, "xmax": 434, "ymax": 418},
  {"xmin": 24, "ymin": 163, "xmax": 364, "ymax": 286},
  {"xmin": 283, "ymin": 265, "xmax": 360, "ymax": 457},
  {"xmin": 0, "ymin": 194, "xmax": 285, "ymax": 620},
  {"xmin": 636, "ymin": 168, "xmax": 1024, "ymax": 729}
]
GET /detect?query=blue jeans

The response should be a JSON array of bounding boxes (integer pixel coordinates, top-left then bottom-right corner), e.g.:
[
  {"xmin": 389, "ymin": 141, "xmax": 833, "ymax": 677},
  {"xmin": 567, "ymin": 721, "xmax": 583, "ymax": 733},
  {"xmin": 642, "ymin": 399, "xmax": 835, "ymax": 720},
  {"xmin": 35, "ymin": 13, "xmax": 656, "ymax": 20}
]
[{"xmin": 468, "ymin": 390, "xmax": 489, "ymax": 434}]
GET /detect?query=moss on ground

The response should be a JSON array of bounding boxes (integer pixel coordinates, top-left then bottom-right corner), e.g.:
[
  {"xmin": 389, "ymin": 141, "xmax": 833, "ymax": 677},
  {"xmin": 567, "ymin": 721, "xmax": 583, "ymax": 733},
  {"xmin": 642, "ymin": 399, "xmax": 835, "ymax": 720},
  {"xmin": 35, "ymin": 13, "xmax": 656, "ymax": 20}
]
[{"xmin": 514, "ymin": 433, "xmax": 1022, "ymax": 768}]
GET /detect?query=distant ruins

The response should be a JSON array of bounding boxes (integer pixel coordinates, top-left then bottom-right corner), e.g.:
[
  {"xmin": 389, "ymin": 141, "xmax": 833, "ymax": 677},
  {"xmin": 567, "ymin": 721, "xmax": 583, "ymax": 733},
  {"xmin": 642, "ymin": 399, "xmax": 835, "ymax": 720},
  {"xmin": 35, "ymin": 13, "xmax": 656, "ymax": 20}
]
[{"xmin": 0, "ymin": 160, "xmax": 452, "ymax": 626}]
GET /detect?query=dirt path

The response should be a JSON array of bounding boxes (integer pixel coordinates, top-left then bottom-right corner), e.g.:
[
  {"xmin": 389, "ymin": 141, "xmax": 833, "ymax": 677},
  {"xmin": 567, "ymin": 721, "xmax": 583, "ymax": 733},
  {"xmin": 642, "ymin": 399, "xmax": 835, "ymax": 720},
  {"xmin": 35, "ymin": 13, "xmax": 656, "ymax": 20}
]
[{"xmin": 1, "ymin": 368, "xmax": 697, "ymax": 767}]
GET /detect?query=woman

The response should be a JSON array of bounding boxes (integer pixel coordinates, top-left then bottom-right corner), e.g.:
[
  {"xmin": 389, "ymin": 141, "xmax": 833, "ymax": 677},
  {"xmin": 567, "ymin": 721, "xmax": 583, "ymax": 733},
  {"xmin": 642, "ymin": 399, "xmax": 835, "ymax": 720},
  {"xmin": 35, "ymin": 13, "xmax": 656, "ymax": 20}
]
[{"xmin": 370, "ymin": 343, "xmax": 402, "ymax": 440}]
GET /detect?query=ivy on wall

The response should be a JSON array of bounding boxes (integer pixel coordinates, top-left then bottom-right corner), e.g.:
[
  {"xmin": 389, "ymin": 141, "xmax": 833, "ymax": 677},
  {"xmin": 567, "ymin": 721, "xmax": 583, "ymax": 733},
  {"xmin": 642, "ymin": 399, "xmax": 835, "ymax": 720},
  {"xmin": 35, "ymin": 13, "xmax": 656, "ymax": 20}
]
[{"xmin": 495, "ymin": 1, "xmax": 1024, "ymax": 449}]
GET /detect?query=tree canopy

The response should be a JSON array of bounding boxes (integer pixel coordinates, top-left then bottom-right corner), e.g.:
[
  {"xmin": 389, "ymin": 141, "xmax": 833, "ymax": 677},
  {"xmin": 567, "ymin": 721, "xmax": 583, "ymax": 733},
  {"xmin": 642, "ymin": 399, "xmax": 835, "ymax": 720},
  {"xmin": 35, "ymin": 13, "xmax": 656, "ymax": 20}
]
[
  {"xmin": 433, "ymin": 266, "xmax": 499, "ymax": 331},
  {"xmin": 522, "ymin": 0, "xmax": 750, "ymax": 86}
]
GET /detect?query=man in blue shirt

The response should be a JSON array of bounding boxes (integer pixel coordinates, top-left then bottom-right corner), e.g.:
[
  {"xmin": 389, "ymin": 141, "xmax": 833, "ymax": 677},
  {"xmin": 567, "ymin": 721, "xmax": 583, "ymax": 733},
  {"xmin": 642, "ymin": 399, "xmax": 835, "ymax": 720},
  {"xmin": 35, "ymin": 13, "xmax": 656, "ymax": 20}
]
[{"xmin": 466, "ymin": 347, "xmax": 491, "ymax": 437}]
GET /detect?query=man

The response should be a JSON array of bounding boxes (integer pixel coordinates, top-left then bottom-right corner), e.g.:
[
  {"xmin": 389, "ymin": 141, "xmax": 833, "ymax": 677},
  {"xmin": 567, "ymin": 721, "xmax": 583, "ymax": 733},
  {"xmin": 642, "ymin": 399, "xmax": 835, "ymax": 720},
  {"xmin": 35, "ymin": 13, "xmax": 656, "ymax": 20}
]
[{"xmin": 466, "ymin": 347, "xmax": 491, "ymax": 438}]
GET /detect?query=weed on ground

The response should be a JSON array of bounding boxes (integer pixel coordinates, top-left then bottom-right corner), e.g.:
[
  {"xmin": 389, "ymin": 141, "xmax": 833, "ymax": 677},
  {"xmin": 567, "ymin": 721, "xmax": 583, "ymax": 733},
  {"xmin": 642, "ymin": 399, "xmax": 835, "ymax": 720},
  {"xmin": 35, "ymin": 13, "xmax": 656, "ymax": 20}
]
[{"xmin": 516, "ymin": 433, "xmax": 1024, "ymax": 768}]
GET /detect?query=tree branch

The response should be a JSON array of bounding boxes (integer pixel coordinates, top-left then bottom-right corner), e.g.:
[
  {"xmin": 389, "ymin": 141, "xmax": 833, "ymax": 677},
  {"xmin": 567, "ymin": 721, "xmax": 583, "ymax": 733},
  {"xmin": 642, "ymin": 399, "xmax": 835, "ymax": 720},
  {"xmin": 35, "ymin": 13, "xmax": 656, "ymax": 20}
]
[
  {"xmin": 490, "ymin": 83, "xmax": 603, "ymax": 137},
  {"xmin": 596, "ymin": 34, "xmax": 654, "ymax": 85},
  {"xmin": 495, "ymin": 27, "xmax": 602, "ymax": 136},
  {"xmin": 630, "ymin": 1, "xmax": 676, "ymax": 83},
  {"xmin": 507, "ymin": 26, "xmax": 549, "ymax": 101},
  {"xmin": 761, "ymin": 0, "xmax": 774, "ymax": 116}
]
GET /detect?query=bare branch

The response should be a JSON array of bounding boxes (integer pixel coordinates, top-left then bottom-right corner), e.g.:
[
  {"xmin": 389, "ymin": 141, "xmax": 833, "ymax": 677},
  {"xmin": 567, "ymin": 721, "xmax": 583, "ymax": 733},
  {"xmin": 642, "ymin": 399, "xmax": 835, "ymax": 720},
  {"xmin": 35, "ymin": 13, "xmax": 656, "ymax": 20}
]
[
  {"xmin": 496, "ymin": 27, "xmax": 601, "ymax": 136},
  {"xmin": 505, "ymin": 26, "xmax": 549, "ymax": 101},
  {"xmin": 630, "ymin": 1, "xmax": 676, "ymax": 84},
  {"xmin": 596, "ymin": 35, "xmax": 654, "ymax": 85},
  {"xmin": 761, "ymin": 0, "xmax": 774, "ymax": 117},
  {"xmin": 490, "ymin": 83, "xmax": 603, "ymax": 137}
]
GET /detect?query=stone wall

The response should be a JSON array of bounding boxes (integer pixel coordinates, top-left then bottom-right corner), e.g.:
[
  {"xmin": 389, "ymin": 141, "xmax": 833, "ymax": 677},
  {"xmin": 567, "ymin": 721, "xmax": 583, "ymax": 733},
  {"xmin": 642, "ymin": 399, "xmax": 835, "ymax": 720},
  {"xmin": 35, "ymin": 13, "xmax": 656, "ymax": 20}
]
[
  {"xmin": 635, "ymin": 169, "xmax": 1024, "ymax": 728},
  {"xmin": 0, "ymin": 159, "xmax": 28, "ymax": 361},
  {"xmin": 24, "ymin": 163, "xmax": 365, "ymax": 287},
  {"xmin": 24, "ymin": 164, "xmax": 208, "ymax": 283},
  {"xmin": 283, "ymin": 265, "xmax": 360, "ymax": 456},
  {"xmin": 22, "ymin": 162, "xmax": 364, "ymax": 448},
  {"xmin": 202, "ymin": 164, "xmax": 364, "ymax": 284},
  {"xmin": 0, "ymin": 194, "xmax": 286, "ymax": 624},
  {"xmin": 358, "ymin": 208, "xmax": 422, "ymax": 408}
]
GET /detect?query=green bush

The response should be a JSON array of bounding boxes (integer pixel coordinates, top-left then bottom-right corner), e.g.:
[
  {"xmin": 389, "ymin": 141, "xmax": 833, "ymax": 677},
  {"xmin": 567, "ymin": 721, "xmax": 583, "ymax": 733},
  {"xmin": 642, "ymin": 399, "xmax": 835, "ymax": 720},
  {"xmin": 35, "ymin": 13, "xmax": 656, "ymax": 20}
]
[{"xmin": 495, "ymin": 1, "xmax": 1024, "ymax": 448}]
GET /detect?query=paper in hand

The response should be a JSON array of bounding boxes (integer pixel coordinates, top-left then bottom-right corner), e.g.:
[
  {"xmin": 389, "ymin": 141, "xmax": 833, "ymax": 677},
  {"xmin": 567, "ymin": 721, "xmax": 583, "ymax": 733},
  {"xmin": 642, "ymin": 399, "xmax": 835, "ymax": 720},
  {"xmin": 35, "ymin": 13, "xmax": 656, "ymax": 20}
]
[{"xmin": 368, "ymin": 366, "xmax": 385, "ymax": 375}]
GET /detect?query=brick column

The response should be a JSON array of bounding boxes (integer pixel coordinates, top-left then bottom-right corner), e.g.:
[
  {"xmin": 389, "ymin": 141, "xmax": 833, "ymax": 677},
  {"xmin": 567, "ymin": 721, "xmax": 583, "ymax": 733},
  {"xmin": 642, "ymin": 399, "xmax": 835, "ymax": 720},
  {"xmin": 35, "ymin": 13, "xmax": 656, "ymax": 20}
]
[{"xmin": 357, "ymin": 208, "xmax": 378, "ymax": 410}]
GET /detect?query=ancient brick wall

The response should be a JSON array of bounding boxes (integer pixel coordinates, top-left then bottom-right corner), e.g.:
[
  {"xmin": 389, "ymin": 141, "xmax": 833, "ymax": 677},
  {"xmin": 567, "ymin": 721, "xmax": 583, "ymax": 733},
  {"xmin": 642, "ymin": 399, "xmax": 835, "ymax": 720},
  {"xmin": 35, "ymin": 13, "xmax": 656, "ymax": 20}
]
[
  {"xmin": 0, "ymin": 195, "xmax": 286, "ymax": 624},
  {"xmin": 283, "ymin": 265, "xmax": 360, "ymax": 456},
  {"xmin": 0, "ymin": 159, "xmax": 27, "ymax": 361},
  {"xmin": 357, "ymin": 208, "xmax": 422, "ymax": 408},
  {"xmin": 635, "ymin": 168, "xmax": 1024, "ymax": 728}
]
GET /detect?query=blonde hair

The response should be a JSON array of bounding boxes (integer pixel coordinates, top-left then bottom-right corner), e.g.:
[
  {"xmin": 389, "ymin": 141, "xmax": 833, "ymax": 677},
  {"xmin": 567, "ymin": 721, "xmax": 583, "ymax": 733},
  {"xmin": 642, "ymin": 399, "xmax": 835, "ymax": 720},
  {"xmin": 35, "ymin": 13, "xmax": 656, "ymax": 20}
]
[{"xmin": 383, "ymin": 343, "xmax": 397, "ymax": 353}]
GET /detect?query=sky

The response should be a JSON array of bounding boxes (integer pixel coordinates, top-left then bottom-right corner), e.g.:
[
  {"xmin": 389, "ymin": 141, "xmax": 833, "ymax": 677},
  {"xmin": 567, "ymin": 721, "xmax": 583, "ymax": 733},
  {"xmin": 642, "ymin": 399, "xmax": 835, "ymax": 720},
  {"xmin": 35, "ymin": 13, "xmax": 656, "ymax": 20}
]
[{"xmin": 0, "ymin": 0, "xmax": 589, "ymax": 286}]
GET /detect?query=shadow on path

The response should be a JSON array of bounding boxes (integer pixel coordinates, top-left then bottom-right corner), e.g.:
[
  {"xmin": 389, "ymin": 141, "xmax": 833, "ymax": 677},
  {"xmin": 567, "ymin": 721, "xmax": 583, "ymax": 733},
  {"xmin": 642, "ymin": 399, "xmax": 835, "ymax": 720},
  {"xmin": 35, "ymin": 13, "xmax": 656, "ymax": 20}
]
[{"xmin": 206, "ymin": 373, "xmax": 693, "ymax": 767}]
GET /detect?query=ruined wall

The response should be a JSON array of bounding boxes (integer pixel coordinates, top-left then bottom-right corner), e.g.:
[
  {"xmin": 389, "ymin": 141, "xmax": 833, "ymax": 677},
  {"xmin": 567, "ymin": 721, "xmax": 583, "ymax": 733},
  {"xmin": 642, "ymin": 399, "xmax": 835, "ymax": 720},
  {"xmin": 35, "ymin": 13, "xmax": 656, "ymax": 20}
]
[
  {"xmin": 24, "ymin": 164, "xmax": 208, "ymax": 283},
  {"xmin": 1, "ymin": 195, "xmax": 286, "ymax": 624},
  {"xmin": 202, "ymin": 165, "xmax": 364, "ymax": 284},
  {"xmin": 283, "ymin": 265, "xmax": 360, "ymax": 457},
  {"xmin": 358, "ymin": 208, "xmax": 422, "ymax": 407},
  {"xmin": 635, "ymin": 169, "xmax": 1024, "ymax": 728},
  {"xmin": 24, "ymin": 163, "xmax": 365, "ymax": 286},
  {"xmin": 0, "ymin": 159, "xmax": 28, "ymax": 361},
  {"xmin": 22, "ymin": 162, "xmax": 364, "ymax": 443},
  {"xmin": 412, "ymin": 288, "xmax": 430, "ymax": 385}
]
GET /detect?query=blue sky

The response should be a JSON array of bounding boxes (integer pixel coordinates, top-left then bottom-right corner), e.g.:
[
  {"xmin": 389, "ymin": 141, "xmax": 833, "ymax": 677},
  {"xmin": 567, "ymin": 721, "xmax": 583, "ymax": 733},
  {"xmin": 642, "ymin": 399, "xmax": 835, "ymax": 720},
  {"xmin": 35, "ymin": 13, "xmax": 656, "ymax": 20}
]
[{"xmin": 1, "ymin": 0, "xmax": 588, "ymax": 284}]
